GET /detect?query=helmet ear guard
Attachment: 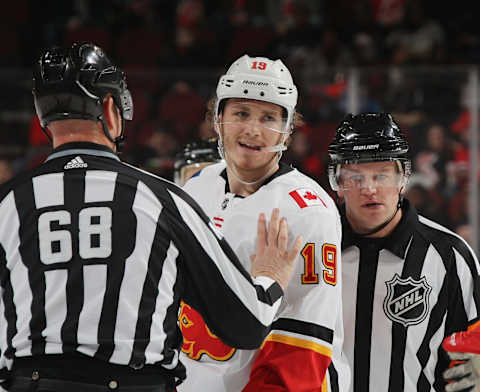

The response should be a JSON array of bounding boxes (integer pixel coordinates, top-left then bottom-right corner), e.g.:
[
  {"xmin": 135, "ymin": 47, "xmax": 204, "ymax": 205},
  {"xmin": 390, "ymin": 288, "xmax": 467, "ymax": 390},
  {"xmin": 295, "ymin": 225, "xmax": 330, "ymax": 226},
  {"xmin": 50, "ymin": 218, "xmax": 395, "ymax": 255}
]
[{"xmin": 32, "ymin": 42, "xmax": 133, "ymax": 151}]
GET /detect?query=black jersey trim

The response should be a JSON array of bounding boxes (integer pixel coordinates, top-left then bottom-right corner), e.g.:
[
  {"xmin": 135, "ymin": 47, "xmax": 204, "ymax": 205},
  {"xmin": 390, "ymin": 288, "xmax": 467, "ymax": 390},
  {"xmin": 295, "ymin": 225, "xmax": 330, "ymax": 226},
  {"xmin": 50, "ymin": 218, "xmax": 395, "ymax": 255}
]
[{"xmin": 271, "ymin": 318, "xmax": 334, "ymax": 344}]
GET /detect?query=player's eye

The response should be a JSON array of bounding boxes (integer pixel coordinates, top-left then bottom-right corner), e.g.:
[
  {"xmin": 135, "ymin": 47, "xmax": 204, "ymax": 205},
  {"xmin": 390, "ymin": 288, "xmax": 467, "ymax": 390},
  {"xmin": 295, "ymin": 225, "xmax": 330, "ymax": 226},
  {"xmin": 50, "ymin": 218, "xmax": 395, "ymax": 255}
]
[
  {"xmin": 350, "ymin": 175, "xmax": 364, "ymax": 184},
  {"xmin": 263, "ymin": 114, "xmax": 277, "ymax": 122},
  {"xmin": 234, "ymin": 110, "xmax": 249, "ymax": 119}
]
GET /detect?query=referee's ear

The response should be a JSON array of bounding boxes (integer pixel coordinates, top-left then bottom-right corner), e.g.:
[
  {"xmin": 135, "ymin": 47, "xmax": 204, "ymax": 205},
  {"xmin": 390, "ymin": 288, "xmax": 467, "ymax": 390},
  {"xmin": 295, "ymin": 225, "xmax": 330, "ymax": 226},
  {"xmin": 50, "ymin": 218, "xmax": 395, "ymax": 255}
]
[{"xmin": 103, "ymin": 95, "xmax": 122, "ymax": 140}]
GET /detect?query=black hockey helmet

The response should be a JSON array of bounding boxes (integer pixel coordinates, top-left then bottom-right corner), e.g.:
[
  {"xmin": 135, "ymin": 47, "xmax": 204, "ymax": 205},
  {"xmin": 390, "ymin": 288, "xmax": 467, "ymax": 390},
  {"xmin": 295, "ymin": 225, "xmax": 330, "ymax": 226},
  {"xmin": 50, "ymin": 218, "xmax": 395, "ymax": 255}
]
[
  {"xmin": 32, "ymin": 42, "xmax": 133, "ymax": 150},
  {"xmin": 328, "ymin": 113, "xmax": 411, "ymax": 191},
  {"xmin": 174, "ymin": 137, "xmax": 222, "ymax": 185}
]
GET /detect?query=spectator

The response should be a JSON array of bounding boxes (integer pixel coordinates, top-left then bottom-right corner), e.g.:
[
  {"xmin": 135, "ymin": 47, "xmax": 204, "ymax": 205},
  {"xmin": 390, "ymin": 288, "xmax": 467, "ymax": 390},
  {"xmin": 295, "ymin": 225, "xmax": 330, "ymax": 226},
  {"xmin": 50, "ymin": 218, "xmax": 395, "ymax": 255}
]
[
  {"xmin": 0, "ymin": 159, "xmax": 13, "ymax": 184},
  {"xmin": 413, "ymin": 123, "xmax": 453, "ymax": 193},
  {"xmin": 385, "ymin": 0, "xmax": 446, "ymax": 65}
]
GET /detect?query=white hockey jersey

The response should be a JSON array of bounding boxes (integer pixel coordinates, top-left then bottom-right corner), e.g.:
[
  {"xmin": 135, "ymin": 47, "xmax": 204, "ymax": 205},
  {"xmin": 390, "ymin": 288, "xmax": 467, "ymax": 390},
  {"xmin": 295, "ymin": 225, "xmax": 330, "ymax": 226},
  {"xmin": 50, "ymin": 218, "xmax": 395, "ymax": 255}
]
[{"xmin": 177, "ymin": 162, "xmax": 350, "ymax": 391}]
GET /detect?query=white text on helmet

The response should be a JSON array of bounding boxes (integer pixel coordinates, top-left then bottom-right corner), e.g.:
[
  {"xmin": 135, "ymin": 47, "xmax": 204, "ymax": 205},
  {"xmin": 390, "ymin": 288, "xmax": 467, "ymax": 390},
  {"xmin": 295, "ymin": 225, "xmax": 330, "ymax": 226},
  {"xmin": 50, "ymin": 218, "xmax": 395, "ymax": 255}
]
[{"xmin": 353, "ymin": 144, "xmax": 380, "ymax": 151}]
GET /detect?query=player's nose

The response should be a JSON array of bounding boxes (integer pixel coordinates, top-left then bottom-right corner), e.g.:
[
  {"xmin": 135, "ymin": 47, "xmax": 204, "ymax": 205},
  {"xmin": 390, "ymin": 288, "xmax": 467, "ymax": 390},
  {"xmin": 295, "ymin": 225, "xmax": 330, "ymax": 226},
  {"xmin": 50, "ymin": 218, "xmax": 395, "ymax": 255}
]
[{"xmin": 360, "ymin": 178, "xmax": 378, "ymax": 194}]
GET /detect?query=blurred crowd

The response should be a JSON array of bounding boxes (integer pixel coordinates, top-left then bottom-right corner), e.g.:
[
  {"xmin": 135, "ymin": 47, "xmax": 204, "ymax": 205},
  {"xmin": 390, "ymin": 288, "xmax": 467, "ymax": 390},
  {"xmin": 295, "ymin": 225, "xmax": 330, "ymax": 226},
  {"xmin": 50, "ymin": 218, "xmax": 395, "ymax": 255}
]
[
  {"xmin": 4, "ymin": 0, "xmax": 479, "ymax": 68},
  {"xmin": 1, "ymin": 0, "xmax": 480, "ymax": 243}
]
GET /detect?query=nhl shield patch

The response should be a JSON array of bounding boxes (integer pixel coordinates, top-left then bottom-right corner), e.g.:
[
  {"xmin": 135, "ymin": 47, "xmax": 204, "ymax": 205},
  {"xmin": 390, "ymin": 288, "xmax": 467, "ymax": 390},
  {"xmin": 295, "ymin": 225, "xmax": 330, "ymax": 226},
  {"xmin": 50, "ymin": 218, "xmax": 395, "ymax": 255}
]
[{"xmin": 383, "ymin": 274, "xmax": 432, "ymax": 327}]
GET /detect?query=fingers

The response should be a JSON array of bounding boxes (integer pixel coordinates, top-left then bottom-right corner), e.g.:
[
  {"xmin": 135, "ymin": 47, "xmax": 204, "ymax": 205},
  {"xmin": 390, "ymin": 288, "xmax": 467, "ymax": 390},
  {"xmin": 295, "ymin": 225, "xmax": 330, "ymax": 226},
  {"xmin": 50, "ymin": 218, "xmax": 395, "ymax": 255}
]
[
  {"xmin": 256, "ymin": 212, "xmax": 267, "ymax": 255},
  {"xmin": 288, "ymin": 235, "xmax": 304, "ymax": 263},
  {"xmin": 267, "ymin": 208, "xmax": 280, "ymax": 246},
  {"xmin": 251, "ymin": 209, "xmax": 304, "ymax": 289},
  {"xmin": 278, "ymin": 218, "xmax": 288, "ymax": 253}
]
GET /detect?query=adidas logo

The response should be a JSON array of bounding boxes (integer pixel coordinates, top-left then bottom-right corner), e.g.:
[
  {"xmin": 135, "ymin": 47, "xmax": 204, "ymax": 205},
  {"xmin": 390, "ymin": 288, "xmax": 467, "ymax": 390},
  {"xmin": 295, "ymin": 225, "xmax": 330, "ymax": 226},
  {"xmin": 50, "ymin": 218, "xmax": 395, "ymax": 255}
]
[{"xmin": 64, "ymin": 156, "xmax": 88, "ymax": 170}]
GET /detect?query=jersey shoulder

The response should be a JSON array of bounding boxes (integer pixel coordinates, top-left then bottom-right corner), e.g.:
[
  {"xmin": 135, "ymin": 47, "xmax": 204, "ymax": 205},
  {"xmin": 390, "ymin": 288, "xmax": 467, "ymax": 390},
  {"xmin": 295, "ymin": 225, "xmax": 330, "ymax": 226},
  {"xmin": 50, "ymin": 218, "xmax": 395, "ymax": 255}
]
[
  {"xmin": 270, "ymin": 168, "xmax": 338, "ymax": 216},
  {"xmin": 0, "ymin": 163, "xmax": 55, "ymax": 201},
  {"xmin": 119, "ymin": 160, "xmax": 204, "ymax": 209},
  {"xmin": 183, "ymin": 162, "xmax": 226, "ymax": 194},
  {"xmin": 417, "ymin": 215, "xmax": 477, "ymax": 263}
]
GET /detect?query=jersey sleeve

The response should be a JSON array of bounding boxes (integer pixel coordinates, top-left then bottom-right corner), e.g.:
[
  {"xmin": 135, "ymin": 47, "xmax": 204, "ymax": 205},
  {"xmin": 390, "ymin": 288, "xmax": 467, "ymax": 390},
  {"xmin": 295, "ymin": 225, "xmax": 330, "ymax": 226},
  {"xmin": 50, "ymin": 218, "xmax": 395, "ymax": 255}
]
[
  {"xmin": 446, "ymin": 238, "xmax": 480, "ymax": 332},
  {"xmin": 244, "ymin": 202, "xmax": 343, "ymax": 391},
  {"xmin": 166, "ymin": 188, "xmax": 284, "ymax": 350}
]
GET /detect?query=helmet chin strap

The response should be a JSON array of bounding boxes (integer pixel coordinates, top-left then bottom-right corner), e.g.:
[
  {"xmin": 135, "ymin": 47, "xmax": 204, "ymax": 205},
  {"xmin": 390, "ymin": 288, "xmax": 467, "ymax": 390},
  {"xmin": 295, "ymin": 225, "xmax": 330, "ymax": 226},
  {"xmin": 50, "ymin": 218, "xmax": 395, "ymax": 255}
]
[
  {"xmin": 227, "ymin": 152, "xmax": 281, "ymax": 186},
  {"xmin": 354, "ymin": 190, "xmax": 404, "ymax": 237},
  {"xmin": 100, "ymin": 114, "xmax": 125, "ymax": 153},
  {"xmin": 260, "ymin": 143, "xmax": 288, "ymax": 153}
]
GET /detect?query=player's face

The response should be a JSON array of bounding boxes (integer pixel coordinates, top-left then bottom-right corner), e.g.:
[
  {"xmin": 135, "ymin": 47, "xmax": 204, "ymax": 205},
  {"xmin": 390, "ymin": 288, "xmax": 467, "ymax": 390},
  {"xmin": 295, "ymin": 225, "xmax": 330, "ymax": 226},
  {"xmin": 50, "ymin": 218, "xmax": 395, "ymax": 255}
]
[
  {"xmin": 218, "ymin": 99, "xmax": 285, "ymax": 178},
  {"xmin": 338, "ymin": 161, "xmax": 403, "ymax": 234}
]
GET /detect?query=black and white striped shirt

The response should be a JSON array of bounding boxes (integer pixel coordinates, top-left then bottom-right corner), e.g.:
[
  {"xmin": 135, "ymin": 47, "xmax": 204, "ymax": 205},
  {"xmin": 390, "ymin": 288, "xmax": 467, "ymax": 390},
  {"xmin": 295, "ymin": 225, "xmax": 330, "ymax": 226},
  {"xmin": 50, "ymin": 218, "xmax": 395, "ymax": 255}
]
[
  {"xmin": 341, "ymin": 200, "xmax": 480, "ymax": 392},
  {"xmin": 0, "ymin": 142, "xmax": 284, "ymax": 384}
]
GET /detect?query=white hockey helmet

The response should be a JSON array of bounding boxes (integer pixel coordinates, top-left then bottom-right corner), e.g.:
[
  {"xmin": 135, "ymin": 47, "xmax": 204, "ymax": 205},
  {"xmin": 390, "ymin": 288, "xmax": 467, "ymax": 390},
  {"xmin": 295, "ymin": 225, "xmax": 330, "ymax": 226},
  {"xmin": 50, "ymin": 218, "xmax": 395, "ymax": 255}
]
[{"xmin": 214, "ymin": 54, "xmax": 298, "ymax": 134}]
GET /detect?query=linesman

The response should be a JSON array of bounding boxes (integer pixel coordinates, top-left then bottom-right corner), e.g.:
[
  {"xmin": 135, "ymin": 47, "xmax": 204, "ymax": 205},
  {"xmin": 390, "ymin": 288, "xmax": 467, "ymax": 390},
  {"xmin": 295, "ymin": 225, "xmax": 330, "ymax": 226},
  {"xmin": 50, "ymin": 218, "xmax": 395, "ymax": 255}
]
[
  {"xmin": 327, "ymin": 112, "xmax": 480, "ymax": 391},
  {"xmin": 0, "ymin": 42, "xmax": 301, "ymax": 392}
]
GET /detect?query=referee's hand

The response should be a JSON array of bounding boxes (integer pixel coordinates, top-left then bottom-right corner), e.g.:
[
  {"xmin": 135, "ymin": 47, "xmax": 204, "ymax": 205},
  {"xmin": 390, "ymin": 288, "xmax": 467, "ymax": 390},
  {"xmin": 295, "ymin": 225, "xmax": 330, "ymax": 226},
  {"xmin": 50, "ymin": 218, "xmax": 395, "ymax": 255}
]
[{"xmin": 250, "ymin": 208, "xmax": 303, "ymax": 290}]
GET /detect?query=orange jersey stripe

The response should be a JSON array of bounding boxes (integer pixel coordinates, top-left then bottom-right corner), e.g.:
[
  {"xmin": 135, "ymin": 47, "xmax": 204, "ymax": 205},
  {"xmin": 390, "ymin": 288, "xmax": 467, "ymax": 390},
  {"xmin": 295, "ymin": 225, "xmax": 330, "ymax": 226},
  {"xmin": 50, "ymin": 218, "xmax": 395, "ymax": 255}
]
[
  {"xmin": 262, "ymin": 333, "xmax": 333, "ymax": 358},
  {"xmin": 468, "ymin": 319, "xmax": 480, "ymax": 332}
]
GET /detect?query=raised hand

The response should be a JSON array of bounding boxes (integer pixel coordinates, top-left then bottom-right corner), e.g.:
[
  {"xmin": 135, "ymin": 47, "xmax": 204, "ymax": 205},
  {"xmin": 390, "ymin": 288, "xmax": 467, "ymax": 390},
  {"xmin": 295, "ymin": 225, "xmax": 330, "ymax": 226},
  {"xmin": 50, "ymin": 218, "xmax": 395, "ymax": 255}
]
[{"xmin": 251, "ymin": 208, "xmax": 303, "ymax": 290}]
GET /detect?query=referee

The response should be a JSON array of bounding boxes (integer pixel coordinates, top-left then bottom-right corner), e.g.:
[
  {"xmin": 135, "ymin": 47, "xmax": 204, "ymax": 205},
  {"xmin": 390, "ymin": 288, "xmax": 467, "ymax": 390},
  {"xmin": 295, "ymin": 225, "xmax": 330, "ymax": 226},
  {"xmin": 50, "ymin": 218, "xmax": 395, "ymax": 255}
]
[
  {"xmin": 327, "ymin": 113, "xmax": 480, "ymax": 391},
  {"xmin": 0, "ymin": 43, "xmax": 300, "ymax": 392}
]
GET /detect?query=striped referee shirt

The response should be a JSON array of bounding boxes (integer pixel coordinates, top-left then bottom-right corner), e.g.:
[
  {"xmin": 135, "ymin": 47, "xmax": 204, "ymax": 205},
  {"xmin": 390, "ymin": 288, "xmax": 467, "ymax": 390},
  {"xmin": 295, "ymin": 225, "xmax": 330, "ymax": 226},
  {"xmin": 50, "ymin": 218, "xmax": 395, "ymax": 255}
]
[
  {"xmin": 341, "ymin": 199, "xmax": 480, "ymax": 392},
  {"xmin": 0, "ymin": 142, "xmax": 284, "ymax": 384}
]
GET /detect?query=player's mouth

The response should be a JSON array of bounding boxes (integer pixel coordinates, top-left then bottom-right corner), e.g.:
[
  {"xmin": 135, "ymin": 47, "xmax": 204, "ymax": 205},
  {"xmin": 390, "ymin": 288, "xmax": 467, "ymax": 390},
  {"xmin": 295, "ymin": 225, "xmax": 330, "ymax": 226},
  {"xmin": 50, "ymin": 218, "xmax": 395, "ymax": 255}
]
[
  {"xmin": 362, "ymin": 201, "xmax": 383, "ymax": 209},
  {"xmin": 238, "ymin": 141, "xmax": 263, "ymax": 151}
]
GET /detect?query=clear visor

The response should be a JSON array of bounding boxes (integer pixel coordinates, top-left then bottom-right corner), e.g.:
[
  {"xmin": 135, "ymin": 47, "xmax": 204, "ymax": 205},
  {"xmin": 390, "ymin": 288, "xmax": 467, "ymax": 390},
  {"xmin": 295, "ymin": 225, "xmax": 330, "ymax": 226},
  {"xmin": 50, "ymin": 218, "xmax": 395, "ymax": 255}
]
[
  {"xmin": 337, "ymin": 167, "xmax": 406, "ymax": 190},
  {"xmin": 216, "ymin": 101, "xmax": 291, "ymax": 135}
]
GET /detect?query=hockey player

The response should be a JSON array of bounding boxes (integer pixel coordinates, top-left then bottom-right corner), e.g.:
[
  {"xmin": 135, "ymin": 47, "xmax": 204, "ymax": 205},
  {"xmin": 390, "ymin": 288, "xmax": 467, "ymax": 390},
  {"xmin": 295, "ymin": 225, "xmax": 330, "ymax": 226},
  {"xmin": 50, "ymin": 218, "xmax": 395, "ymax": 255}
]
[{"xmin": 177, "ymin": 55, "xmax": 349, "ymax": 391}]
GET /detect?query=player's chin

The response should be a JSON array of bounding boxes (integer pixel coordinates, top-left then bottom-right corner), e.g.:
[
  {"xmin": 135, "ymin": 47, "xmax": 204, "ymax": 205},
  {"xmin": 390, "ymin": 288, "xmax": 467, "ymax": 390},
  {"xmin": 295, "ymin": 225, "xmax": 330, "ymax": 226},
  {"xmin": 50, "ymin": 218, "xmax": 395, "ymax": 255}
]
[
  {"xmin": 357, "ymin": 210, "xmax": 386, "ymax": 225},
  {"xmin": 233, "ymin": 152, "xmax": 262, "ymax": 166}
]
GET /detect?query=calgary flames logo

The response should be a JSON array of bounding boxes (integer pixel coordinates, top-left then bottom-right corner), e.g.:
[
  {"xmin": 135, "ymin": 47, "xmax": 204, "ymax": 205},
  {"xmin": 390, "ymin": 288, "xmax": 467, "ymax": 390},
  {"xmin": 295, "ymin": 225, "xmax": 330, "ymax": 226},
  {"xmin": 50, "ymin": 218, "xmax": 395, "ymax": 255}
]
[{"xmin": 179, "ymin": 301, "xmax": 236, "ymax": 361}]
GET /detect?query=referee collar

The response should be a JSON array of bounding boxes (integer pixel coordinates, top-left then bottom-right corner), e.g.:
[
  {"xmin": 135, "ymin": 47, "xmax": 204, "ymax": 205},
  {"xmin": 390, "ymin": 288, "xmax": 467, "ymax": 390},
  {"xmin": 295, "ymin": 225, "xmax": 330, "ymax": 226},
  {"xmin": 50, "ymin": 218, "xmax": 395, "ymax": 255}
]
[
  {"xmin": 341, "ymin": 199, "xmax": 419, "ymax": 259},
  {"xmin": 45, "ymin": 142, "xmax": 120, "ymax": 162},
  {"xmin": 219, "ymin": 162, "xmax": 294, "ymax": 195}
]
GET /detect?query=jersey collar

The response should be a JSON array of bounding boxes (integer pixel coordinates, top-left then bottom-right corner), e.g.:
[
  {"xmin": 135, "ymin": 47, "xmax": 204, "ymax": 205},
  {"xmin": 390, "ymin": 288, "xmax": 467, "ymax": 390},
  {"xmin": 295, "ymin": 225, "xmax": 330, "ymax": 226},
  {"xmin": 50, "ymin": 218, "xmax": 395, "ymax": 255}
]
[
  {"xmin": 341, "ymin": 199, "xmax": 419, "ymax": 259},
  {"xmin": 45, "ymin": 142, "xmax": 120, "ymax": 162},
  {"xmin": 220, "ymin": 162, "xmax": 294, "ymax": 195}
]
